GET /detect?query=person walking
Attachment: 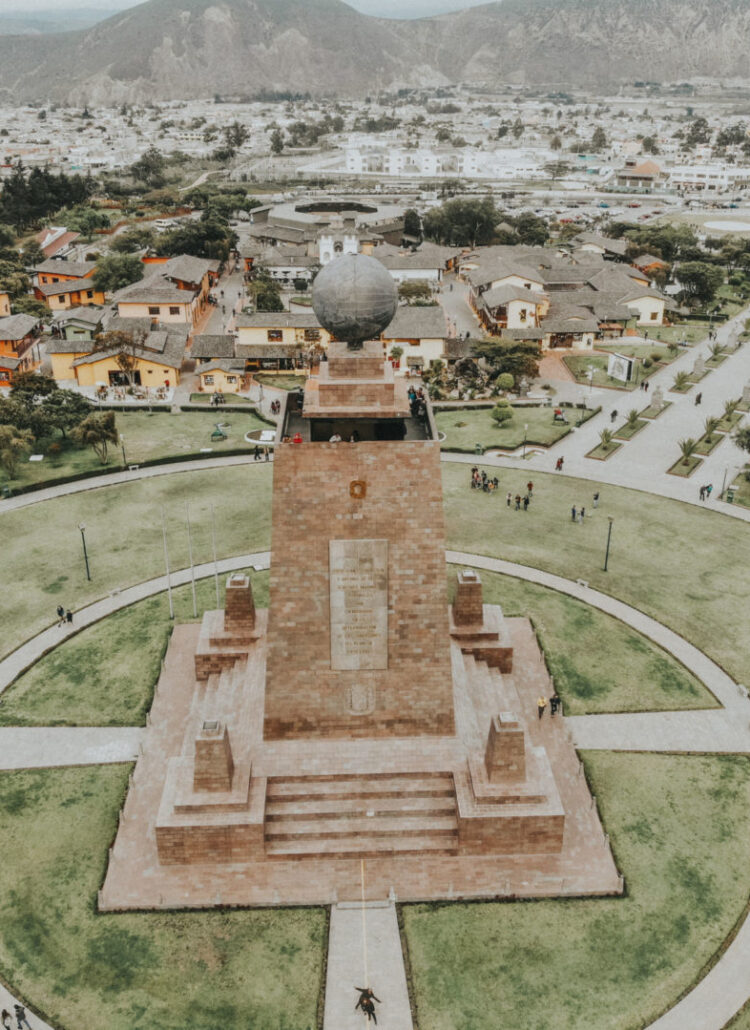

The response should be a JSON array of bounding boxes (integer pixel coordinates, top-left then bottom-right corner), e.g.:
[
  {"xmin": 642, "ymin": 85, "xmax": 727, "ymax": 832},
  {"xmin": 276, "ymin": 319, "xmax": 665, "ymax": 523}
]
[
  {"xmin": 593, "ymin": 491, "xmax": 600, "ymax": 508},
  {"xmin": 355, "ymin": 987, "xmax": 381, "ymax": 1023},
  {"xmin": 695, "ymin": 392, "xmax": 702, "ymax": 405},
  {"xmin": 526, "ymin": 481, "xmax": 533, "ymax": 496},
  {"xmin": 523, "ymin": 494, "xmax": 530, "ymax": 511},
  {"xmin": 556, "ymin": 456, "xmax": 564, "ymax": 471},
  {"xmin": 550, "ymin": 692, "xmax": 561, "ymax": 717},
  {"xmin": 610, "ymin": 409, "xmax": 618, "ymax": 424},
  {"xmin": 1, "ymin": 1010, "xmax": 12, "ymax": 1030},
  {"xmin": 253, "ymin": 444, "xmax": 260, "ymax": 461},
  {"xmin": 706, "ymin": 483, "xmax": 713, "ymax": 499},
  {"xmin": 515, "ymin": 495, "xmax": 521, "ymax": 511},
  {"xmin": 579, "ymin": 506, "xmax": 586, "ymax": 523},
  {"xmin": 537, "ymin": 696, "xmax": 548, "ymax": 720},
  {"xmin": 506, "ymin": 491, "xmax": 512, "ymax": 507},
  {"xmin": 644, "ymin": 380, "xmax": 650, "ymax": 393},
  {"xmin": 56, "ymin": 604, "xmax": 65, "ymax": 626},
  {"xmin": 65, "ymin": 610, "xmax": 73, "ymax": 625},
  {"xmin": 699, "ymin": 484, "xmax": 706, "ymax": 501},
  {"xmin": 13, "ymin": 1005, "xmax": 31, "ymax": 1030},
  {"xmin": 571, "ymin": 505, "xmax": 577, "ymax": 522}
]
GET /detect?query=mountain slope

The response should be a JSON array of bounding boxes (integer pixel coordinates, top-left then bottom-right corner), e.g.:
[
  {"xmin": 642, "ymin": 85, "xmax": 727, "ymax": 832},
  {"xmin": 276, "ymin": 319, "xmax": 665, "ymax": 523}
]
[{"xmin": 0, "ymin": 0, "xmax": 749, "ymax": 104}]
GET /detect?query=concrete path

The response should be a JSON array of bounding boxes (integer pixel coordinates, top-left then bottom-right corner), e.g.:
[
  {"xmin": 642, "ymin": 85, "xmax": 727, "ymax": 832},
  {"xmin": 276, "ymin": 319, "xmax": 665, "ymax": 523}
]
[
  {"xmin": 0, "ymin": 551, "xmax": 271, "ymax": 694},
  {"xmin": 0, "ymin": 727, "xmax": 143, "ymax": 770},
  {"xmin": 569, "ymin": 708, "xmax": 750, "ymax": 753},
  {"xmin": 0, "ymin": 983, "xmax": 52, "ymax": 1030},
  {"xmin": 324, "ymin": 901, "xmax": 413, "ymax": 1030}
]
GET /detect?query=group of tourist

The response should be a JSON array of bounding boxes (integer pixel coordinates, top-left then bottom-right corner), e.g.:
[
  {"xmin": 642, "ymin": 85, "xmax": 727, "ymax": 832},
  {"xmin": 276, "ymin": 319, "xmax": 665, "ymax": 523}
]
[
  {"xmin": 252, "ymin": 445, "xmax": 271, "ymax": 462},
  {"xmin": 537, "ymin": 693, "xmax": 561, "ymax": 719},
  {"xmin": 270, "ymin": 399, "xmax": 282, "ymax": 415},
  {"xmin": 55, "ymin": 604, "xmax": 73, "ymax": 627},
  {"xmin": 407, "ymin": 386, "xmax": 427, "ymax": 419},
  {"xmin": 209, "ymin": 390, "xmax": 227, "ymax": 407},
  {"xmin": 698, "ymin": 483, "xmax": 714, "ymax": 502},
  {"xmin": 469, "ymin": 467, "xmax": 500, "ymax": 493},
  {"xmin": 2, "ymin": 1004, "xmax": 32, "ymax": 1029}
]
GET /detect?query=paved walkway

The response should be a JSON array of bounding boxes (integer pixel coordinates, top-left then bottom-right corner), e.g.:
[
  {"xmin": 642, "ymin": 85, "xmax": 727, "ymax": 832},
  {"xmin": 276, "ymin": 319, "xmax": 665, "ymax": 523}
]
[
  {"xmin": 0, "ymin": 727, "xmax": 143, "ymax": 770},
  {"xmin": 324, "ymin": 901, "xmax": 413, "ymax": 1030},
  {"xmin": 0, "ymin": 984, "xmax": 51, "ymax": 1030}
]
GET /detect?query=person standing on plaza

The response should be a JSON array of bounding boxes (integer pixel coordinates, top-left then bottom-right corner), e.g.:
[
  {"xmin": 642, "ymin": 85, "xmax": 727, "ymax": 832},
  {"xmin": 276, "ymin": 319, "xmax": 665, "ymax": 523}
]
[
  {"xmin": 14, "ymin": 1005, "xmax": 31, "ymax": 1030},
  {"xmin": 699, "ymin": 485, "xmax": 706, "ymax": 501},
  {"xmin": 56, "ymin": 605, "xmax": 65, "ymax": 626},
  {"xmin": 506, "ymin": 491, "xmax": 512, "ymax": 506},
  {"xmin": 579, "ymin": 506, "xmax": 586, "ymax": 523},
  {"xmin": 550, "ymin": 692, "xmax": 561, "ymax": 717},
  {"xmin": 593, "ymin": 492, "xmax": 600, "ymax": 508},
  {"xmin": 537, "ymin": 696, "xmax": 548, "ymax": 719},
  {"xmin": 706, "ymin": 483, "xmax": 713, "ymax": 499},
  {"xmin": 527, "ymin": 481, "xmax": 533, "ymax": 496},
  {"xmin": 571, "ymin": 505, "xmax": 577, "ymax": 522},
  {"xmin": 523, "ymin": 494, "xmax": 530, "ymax": 511},
  {"xmin": 65, "ymin": 610, "xmax": 73, "ymax": 625}
]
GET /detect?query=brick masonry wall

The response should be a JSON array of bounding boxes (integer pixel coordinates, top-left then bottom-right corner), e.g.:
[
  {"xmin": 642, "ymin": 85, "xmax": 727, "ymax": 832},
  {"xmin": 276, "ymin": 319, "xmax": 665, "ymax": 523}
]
[{"xmin": 264, "ymin": 440, "xmax": 455, "ymax": 739}]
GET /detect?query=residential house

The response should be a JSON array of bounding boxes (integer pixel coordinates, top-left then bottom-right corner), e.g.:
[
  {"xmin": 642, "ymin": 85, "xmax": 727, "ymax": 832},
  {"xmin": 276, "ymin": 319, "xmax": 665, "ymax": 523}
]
[
  {"xmin": 374, "ymin": 241, "xmax": 458, "ymax": 286},
  {"xmin": 476, "ymin": 284, "xmax": 549, "ymax": 335},
  {"xmin": 615, "ymin": 159, "xmax": 663, "ymax": 189},
  {"xmin": 574, "ymin": 233, "xmax": 629, "ymax": 261},
  {"xmin": 32, "ymin": 259, "xmax": 96, "ymax": 289},
  {"xmin": 235, "ymin": 312, "xmax": 331, "ymax": 370},
  {"xmin": 195, "ymin": 359, "xmax": 249, "ymax": 394},
  {"xmin": 35, "ymin": 278, "xmax": 107, "ymax": 310},
  {"xmin": 0, "ymin": 313, "xmax": 41, "ymax": 385},
  {"xmin": 113, "ymin": 255, "xmax": 216, "ymax": 326},
  {"xmin": 631, "ymin": 253, "xmax": 670, "ymax": 277},
  {"xmin": 52, "ymin": 307, "xmax": 105, "ymax": 343},
  {"xmin": 48, "ymin": 324, "xmax": 187, "ymax": 388},
  {"xmin": 191, "ymin": 335, "xmax": 237, "ymax": 366},
  {"xmin": 35, "ymin": 227, "xmax": 81, "ymax": 260},
  {"xmin": 380, "ymin": 305, "xmax": 448, "ymax": 372}
]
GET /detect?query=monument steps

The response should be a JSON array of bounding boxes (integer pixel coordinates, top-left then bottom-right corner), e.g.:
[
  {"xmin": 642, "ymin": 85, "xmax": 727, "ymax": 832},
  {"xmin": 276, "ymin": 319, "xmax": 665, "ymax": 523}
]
[
  {"xmin": 265, "ymin": 835, "xmax": 458, "ymax": 860},
  {"xmin": 267, "ymin": 795, "xmax": 456, "ymax": 818},
  {"xmin": 266, "ymin": 773, "xmax": 455, "ymax": 803},
  {"xmin": 265, "ymin": 814, "xmax": 458, "ymax": 840}
]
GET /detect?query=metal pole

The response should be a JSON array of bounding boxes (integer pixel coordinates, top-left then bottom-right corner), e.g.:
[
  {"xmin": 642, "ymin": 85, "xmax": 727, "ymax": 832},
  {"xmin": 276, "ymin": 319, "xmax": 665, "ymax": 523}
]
[
  {"xmin": 523, "ymin": 423, "xmax": 528, "ymax": 459},
  {"xmin": 210, "ymin": 504, "xmax": 220, "ymax": 609},
  {"xmin": 720, "ymin": 465, "xmax": 729, "ymax": 499},
  {"xmin": 161, "ymin": 508, "xmax": 174, "ymax": 619},
  {"xmin": 78, "ymin": 523, "xmax": 91, "ymax": 581},
  {"xmin": 603, "ymin": 517, "xmax": 614, "ymax": 572},
  {"xmin": 185, "ymin": 502, "xmax": 198, "ymax": 618},
  {"xmin": 120, "ymin": 435, "xmax": 127, "ymax": 467}
]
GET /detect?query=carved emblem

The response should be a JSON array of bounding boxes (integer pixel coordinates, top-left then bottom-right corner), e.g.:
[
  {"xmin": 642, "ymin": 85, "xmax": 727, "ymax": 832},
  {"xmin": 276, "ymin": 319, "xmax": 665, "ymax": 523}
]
[{"xmin": 349, "ymin": 480, "xmax": 367, "ymax": 500}]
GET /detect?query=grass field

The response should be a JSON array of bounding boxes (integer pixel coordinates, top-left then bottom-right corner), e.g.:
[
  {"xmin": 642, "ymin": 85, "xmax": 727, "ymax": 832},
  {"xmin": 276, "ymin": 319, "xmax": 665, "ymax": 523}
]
[
  {"xmin": 0, "ymin": 571, "xmax": 270, "ymax": 727},
  {"xmin": 0, "ymin": 765, "xmax": 326, "ymax": 1030},
  {"xmin": 564, "ymin": 352, "xmax": 645, "ymax": 391},
  {"xmin": 0, "ymin": 464, "xmax": 273, "ymax": 661},
  {"xmin": 441, "ymin": 464, "xmax": 750, "ymax": 684},
  {"xmin": 403, "ymin": 752, "xmax": 750, "ymax": 1030},
  {"xmin": 255, "ymin": 374, "xmax": 307, "ymax": 391},
  {"xmin": 435, "ymin": 406, "xmax": 590, "ymax": 451},
  {"xmin": 0, "ymin": 411, "xmax": 267, "ymax": 491},
  {"xmin": 472, "ymin": 570, "xmax": 714, "ymax": 714},
  {"xmin": 648, "ymin": 323, "xmax": 710, "ymax": 345}
]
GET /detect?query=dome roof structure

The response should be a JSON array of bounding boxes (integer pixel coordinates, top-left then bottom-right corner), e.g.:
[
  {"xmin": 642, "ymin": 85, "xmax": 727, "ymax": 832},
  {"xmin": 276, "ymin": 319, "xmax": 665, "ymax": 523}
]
[{"xmin": 312, "ymin": 253, "xmax": 398, "ymax": 349}]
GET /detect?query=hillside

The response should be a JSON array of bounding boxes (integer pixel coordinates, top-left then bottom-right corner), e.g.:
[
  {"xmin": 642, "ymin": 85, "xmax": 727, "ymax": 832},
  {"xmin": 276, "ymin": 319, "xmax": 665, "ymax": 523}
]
[{"xmin": 0, "ymin": 0, "xmax": 749, "ymax": 104}]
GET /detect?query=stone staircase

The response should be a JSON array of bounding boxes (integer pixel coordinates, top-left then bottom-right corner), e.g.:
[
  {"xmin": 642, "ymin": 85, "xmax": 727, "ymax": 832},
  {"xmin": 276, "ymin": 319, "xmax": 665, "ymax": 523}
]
[{"xmin": 264, "ymin": 772, "xmax": 459, "ymax": 859}]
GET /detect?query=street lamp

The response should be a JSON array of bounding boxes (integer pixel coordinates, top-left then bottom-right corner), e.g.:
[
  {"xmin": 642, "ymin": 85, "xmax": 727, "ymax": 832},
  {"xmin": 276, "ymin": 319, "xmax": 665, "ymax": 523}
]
[
  {"xmin": 603, "ymin": 517, "xmax": 614, "ymax": 572},
  {"xmin": 120, "ymin": 434, "xmax": 127, "ymax": 467},
  {"xmin": 522, "ymin": 422, "xmax": 529, "ymax": 459},
  {"xmin": 78, "ymin": 522, "xmax": 91, "ymax": 581}
]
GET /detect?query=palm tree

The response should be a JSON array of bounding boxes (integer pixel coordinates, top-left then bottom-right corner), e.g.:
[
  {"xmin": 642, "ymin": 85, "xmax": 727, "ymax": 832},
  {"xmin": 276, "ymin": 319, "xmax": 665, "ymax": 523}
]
[
  {"xmin": 673, "ymin": 370, "xmax": 690, "ymax": 390},
  {"xmin": 723, "ymin": 398, "xmax": 739, "ymax": 421},
  {"xmin": 599, "ymin": 428, "xmax": 614, "ymax": 451},
  {"xmin": 626, "ymin": 409, "xmax": 640, "ymax": 429},
  {"xmin": 703, "ymin": 416, "xmax": 720, "ymax": 442},
  {"xmin": 678, "ymin": 437, "xmax": 698, "ymax": 465},
  {"xmin": 709, "ymin": 341, "xmax": 725, "ymax": 358}
]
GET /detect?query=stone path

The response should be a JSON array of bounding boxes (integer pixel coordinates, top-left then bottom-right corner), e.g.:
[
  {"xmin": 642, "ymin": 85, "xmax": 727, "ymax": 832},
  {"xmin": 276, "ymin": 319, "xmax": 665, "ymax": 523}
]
[
  {"xmin": 0, "ymin": 727, "xmax": 143, "ymax": 770},
  {"xmin": 324, "ymin": 901, "xmax": 413, "ymax": 1030},
  {"xmin": 0, "ymin": 984, "xmax": 52, "ymax": 1030}
]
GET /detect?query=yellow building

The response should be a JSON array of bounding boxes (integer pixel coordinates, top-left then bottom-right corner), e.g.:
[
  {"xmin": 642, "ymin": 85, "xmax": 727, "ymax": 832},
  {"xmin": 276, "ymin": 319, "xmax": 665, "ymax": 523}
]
[
  {"xmin": 380, "ymin": 305, "xmax": 448, "ymax": 373},
  {"xmin": 48, "ymin": 326, "xmax": 186, "ymax": 388},
  {"xmin": 195, "ymin": 360, "xmax": 250, "ymax": 394},
  {"xmin": 115, "ymin": 255, "xmax": 216, "ymax": 326},
  {"xmin": 36, "ymin": 278, "xmax": 107, "ymax": 310},
  {"xmin": 235, "ymin": 312, "xmax": 331, "ymax": 369}
]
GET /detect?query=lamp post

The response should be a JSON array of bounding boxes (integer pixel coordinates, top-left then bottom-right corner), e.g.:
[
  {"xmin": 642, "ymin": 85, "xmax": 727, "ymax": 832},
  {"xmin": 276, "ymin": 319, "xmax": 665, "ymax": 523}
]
[
  {"xmin": 78, "ymin": 522, "xmax": 91, "ymax": 581},
  {"xmin": 185, "ymin": 502, "xmax": 198, "ymax": 619},
  {"xmin": 161, "ymin": 508, "xmax": 174, "ymax": 619},
  {"xmin": 522, "ymin": 422, "xmax": 529, "ymax": 459},
  {"xmin": 120, "ymin": 434, "xmax": 127, "ymax": 467},
  {"xmin": 603, "ymin": 517, "xmax": 614, "ymax": 572}
]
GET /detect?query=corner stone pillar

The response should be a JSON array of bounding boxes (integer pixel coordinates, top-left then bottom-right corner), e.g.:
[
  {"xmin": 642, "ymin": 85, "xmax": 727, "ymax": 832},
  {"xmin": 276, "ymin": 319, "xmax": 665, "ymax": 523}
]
[
  {"xmin": 485, "ymin": 713, "xmax": 526, "ymax": 782},
  {"xmin": 194, "ymin": 721, "xmax": 234, "ymax": 792},
  {"xmin": 453, "ymin": 569, "xmax": 484, "ymax": 626},
  {"xmin": 224, "ymin": 574, "xmax": 255, "ymax": 633}
]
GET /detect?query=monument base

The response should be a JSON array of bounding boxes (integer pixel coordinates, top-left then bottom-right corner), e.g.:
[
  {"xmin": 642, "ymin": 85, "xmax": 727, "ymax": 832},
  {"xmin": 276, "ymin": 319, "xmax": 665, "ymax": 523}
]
[{"xmin": 99, "ymin": 611, "xmax": 621, "ymax": 911}]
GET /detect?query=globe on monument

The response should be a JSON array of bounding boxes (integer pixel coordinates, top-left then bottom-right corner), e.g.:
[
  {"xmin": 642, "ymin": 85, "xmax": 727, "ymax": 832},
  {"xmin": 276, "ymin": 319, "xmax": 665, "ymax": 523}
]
[{"xmin": 312, "ymin": 253, "xmax": 398, "ymax": 349}]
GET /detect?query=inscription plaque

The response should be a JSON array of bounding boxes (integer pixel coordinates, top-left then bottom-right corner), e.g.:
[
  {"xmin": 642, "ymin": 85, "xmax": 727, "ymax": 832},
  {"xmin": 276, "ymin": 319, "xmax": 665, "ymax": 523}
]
[{"xmin": 329, "ymin": 539, "xmax": 388, "ymax": 671}]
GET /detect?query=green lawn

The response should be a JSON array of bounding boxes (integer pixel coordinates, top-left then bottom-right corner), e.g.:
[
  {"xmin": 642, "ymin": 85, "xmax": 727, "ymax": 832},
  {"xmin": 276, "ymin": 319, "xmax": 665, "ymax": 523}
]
[
  {"xmin": 599, "ymin": 342, "xmax": 677, "ymax": 365},
  {"xmin": 435, "ymin": 406, "xmax": 590, "ymax": 452},
  {"xmin": 0, "ymin": 571, "xmax": 270, "ymax": 727},
  {"xmin": 441, "ymin": 464, "xmax": 750, "ymax": 684},
  {"xmin": 0, "ymin": 411, "xmax": 267, "ymax": 492},
  {"xmin": 402, "ymin": 752, "xmax": 750, "ymax": 1030},
  {"xmin": 0, "ymin": 464, "xmax": 273, "ymax": 661},
  {"xmin": 0, "ymin": 765, "xmax": 326, "ymax": 1030},
  {"xmin": 564, "ymin": 353, "xmax": 643, "ymax": 391},
  {"xmin": 648, "ymin": 324, "xmax": 709, "ymax": 345},
  {"xmin": 465, "ymin": 570, "xmax": 713, "ymax": 714}
]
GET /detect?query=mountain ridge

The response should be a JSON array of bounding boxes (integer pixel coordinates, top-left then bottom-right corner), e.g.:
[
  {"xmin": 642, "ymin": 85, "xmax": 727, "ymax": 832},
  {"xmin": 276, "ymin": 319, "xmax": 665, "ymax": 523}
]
[{"xmin": 0, "ymin": 0, "xmax": 749, "ymax": 104}]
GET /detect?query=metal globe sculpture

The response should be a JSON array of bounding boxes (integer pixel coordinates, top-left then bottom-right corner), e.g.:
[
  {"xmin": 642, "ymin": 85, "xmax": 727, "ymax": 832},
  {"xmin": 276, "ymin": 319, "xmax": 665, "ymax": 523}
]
[{"xmin": 312, "ymin": 253, "xmax": 398, "ymax": 349}]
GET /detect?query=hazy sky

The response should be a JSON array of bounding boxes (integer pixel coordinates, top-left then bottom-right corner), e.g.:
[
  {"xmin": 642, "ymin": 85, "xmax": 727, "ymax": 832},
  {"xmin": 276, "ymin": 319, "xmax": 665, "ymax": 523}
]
[{"xmin": 7, "ymin": 0, "xmax": 490, "ymax": 16}]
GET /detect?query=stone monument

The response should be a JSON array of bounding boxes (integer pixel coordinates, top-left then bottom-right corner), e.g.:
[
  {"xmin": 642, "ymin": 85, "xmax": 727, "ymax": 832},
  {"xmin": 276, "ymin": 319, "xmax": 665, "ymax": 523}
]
[
  {"xmin": 100, "ymin": 255, "xmax": 619, "ymax": 909},
  {"xmin": 693, "ymin": 354, "xmax": 706, "ymax": 377},
  {"xmin": 651, "ymin": 385, "xmax": 665, "ymax": 413}
]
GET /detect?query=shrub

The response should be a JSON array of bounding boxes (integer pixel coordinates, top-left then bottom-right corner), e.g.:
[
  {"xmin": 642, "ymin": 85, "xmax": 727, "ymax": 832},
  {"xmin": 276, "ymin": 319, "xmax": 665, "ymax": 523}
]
[
  {"xmin": 651, "ymin": 351, "xmax": 663, "ymax": 362},
  {"xmin": 496, "ymin": 372, "xmax": 514, "ymax": 392},
  {"xmin": 642, "ymin": 357, "xmax": 653, "ymax": 369},
  {"xmin": 491, "ymin": 401, "xmax": 513, "ymax": 425}
]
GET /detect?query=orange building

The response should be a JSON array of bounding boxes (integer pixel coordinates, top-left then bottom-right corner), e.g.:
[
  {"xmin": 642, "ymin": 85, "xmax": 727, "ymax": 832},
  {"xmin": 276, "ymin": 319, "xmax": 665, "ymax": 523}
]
[{"xmin": 0, "ymin": 314, "xmax": 41, "ymax": 386}]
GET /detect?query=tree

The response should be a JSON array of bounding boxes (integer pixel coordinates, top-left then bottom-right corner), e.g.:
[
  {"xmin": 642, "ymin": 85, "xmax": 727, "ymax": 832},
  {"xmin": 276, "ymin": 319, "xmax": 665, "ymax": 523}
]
[
  {"xmin": 673, "ymin": 370, "xmax": 690, "ymax": 390},
  {"xmin": 93, "ymin": 254, "xmax": 144, "ymax": 294},
  {"xmin": 550, "ymin": 135, "xmax": 562, "ymax": 151},
  {"xmin": 10, "ymin": 370, "xmax": 57, "ymax": 401},
  {"xmin": 403, "ymin": 208, "xmax": 421, "ymax": 239},
  {"xmin": 491, "ymin": 400, "xmax": 513, "ymax": 424},
  {"xmin": 422, "ymin": 197, "xmax": 499, "ymax": 248},
  {"xmin": 677, "ymin": 262, "xmax": 724, "ymax": 306},
  {"xmin": 110, "ymin": 227, "xmax": 156, "ymax": 254},
  {"xmin": 156, "ymin": 215, "xmax": 236, "ymax": 263},
  {"xmin": 723, "ymin": 398, "xmax": 739, "ymax": 421},
  {"xmin": 222, "ymin": 121, "xmax": 250, "ymax": 156},
  {"xmin": 249, "ymin": 271, "xmax": 284, "ymax": 312},
  {"xmin": 93, "ymin": 329, "xmax": 148, "ymax": 388},
  {"xmin": 511, "ymin": 117, "xmax": 524, "ymax": 139},
  {"xmin": 389, "ymin": 346, "xmax": 403, "ymax": 365},
  {"xmin": 686, "ymin": 117, "xmax": 711, "ymax": 147},
  {"xmin": 641, "ymin": 135, "xmax": 659, "ymax": 154},
  {"xmin": 12, "ymin": 295, "xmax": 49, "ymax": 319},
  {"xmin": 514, "ymin": 212, "xmax": 549, "ymax": 246},
  {"xmin": 733, "ymin": 425, "xmax": 750, "ymax": 455},
  {"xmin": 270, "ymin": 129, "xmax": 284, "ymax": 155},
  {"xmin": 0, "ymin": 424, "xmax": 34, "ymax": 477},
  {"xmin": 40, "ymin": 390, "xmax": 93, "ymax": 439},
  {"xmin": 591, "ymin": 126, "xmax": 607, "ymax": 152},
  {"xmin": 131, "ymin": 146, "xmax": 166, "ymax": 188},
  {"xmin": 474, "ymin": 338, "xmax": 540, "ymax": 382},
  {"xmin": 599, "ymin": 428, "xmax": 614, "ymax": 450},
  {"xmin": 72, "ymin": 410, "xmax": 118, "ymax": 464},
  {"xmin": 544, "ymin": 161, "xmax": 571, "ymax": 183},
  {"xmin": 495, "ymin": 372, "xmax": 514, "ymax": 392},
  {"xmin": 703, "ymin": 415, "xmax": 720, "ymax": 443},
  {"xmin": 677, "ymin": 437, "xmax": 697, "ymax": 465},
  {"xmin": 626, "ymin": 409, "xmax": 640, "ymax": 429},
  {"xmin": 398, "ymin": 280, "xmax": 432, "ymax": 304}
]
